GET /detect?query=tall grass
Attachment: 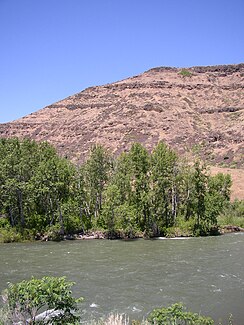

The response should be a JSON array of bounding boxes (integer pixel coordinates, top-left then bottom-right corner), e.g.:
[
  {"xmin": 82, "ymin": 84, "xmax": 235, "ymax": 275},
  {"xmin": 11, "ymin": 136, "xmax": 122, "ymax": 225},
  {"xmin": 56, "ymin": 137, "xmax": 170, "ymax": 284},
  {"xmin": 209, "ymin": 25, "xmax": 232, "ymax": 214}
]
[{"xmin": 218, "ymin": 200, "xmax": 244, "ymax": 228}]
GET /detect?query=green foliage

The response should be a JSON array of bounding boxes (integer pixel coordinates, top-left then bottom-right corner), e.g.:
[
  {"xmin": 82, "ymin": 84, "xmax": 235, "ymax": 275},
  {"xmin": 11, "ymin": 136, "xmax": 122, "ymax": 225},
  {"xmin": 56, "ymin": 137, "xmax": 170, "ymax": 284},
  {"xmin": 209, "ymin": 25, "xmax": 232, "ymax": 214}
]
[
  {"xmin": 82, "ymin": 144, "xmax": 112, "ymax": 221},
  {"xmin": 44, "ymin": 224, "xmax": 63, "ymax": 241},
  {"xmin": 149, "ymin": 142, "xmax": 178, "ymax": 233},
  {"xmin": 126, "ymin": 143, "xmax": 150, "ymax": 230},
  {"xmin": 204, "ymin": 173, "xmax": 232, "ymax": 229},
  {"xmin": 179, "ymin": 69, "xmax": 192, "ymax": 78},
  {"xmin": 1, "ymin": 276, "xmax": 83, "ymax": 324},
  {"xmin": 0, "ymin": 217, "xmax": 10, "ymax": 228},
  {"xmin": 0, "ymin": 138, "xmax": 235, "ymax": 241},
  {"xmin": 0, "ymin": 227, "xmax": 22, "ymax": 243},
  {"xmin": 101, "ymin": 184, "xmax": 122, "ymax": 233},
  {"xmin": 0, "ymin": 218, "xmax": 23, "ymax": 242},
  {"xmin": 218, "ymin": 199, "xmax": 244, "ymax": 227},
  {"xmin": 115, "ymin": 203, "xmax": 139, "ymax": 238},
  {"xmin": 0, "ymin": 273, "xmax": 236, "ymax": 325},
  {"xmin": 147, "ymin": 303, "xmax": 214, "ymax": 325},
  {"xmin": 0, "ymin": 138, "xmax": 79, "ymax": 237}
]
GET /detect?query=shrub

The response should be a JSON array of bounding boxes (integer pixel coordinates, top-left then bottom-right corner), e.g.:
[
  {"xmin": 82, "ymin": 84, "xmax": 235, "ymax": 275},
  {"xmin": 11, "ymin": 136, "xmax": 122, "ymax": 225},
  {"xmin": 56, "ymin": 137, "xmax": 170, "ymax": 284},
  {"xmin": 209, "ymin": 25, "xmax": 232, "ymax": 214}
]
[
  {"xmin": 147, "ymin": 303, "xmax": 214, "ymax": 325},
  {"xmin": 0, "ymin": 228, "xmax": 22, "ymax": 243},
  {"xmin": 1, "ymin": 276, "xmax": 83, "ymax": 324},
  {"xmin": 45, "ymin": 224, "xmax": 63, "ymax": 241},
  {"xmin": 179, "ymin": 69, "xmax": 192, "ymax": 78},
  {"xmin": 218, "ymin": 200, "xmax": 244, "ymax": 228}
]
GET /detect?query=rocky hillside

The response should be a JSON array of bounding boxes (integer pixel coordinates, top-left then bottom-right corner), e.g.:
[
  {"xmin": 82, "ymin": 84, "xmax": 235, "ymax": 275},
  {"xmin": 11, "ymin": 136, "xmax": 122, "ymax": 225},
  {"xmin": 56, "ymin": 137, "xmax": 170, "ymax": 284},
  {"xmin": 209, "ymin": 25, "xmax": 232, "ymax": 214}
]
[{"xmin": 0, "ymin": 64, "xmax": 243, "ymax": 198}]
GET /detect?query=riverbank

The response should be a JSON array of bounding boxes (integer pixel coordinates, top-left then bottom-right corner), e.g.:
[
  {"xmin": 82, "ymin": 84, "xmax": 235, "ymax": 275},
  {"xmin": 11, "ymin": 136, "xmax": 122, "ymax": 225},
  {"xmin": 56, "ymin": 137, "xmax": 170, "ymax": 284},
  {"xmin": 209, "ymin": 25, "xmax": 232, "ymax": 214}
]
[
  {"xmin": 220, "ymin": 225, "xmax": 244, "ymax": 234},
  {"xmin": 1, "ymin": 224, "xmax": 243, "ymax": 244},
  {"xmin": 39, "ymin": 225, "xmax": 244, "ymax": 242}
]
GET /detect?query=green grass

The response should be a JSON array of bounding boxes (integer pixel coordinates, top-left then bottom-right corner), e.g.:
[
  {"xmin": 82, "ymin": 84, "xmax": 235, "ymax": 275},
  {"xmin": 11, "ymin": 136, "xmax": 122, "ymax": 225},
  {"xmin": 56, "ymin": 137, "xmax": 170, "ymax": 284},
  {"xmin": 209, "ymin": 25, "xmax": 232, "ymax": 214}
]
[{"xmin": 218, "ymin": 200, "xmax": 244, "ymax": 228}]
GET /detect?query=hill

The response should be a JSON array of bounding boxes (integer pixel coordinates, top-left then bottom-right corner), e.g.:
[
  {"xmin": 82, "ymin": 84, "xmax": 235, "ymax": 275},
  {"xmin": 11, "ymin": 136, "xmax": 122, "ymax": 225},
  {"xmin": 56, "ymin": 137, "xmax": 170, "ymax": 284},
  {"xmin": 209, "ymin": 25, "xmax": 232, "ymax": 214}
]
[{"xmin": 0, "ymin": 64, "xmax": 243, "ymax": 199}]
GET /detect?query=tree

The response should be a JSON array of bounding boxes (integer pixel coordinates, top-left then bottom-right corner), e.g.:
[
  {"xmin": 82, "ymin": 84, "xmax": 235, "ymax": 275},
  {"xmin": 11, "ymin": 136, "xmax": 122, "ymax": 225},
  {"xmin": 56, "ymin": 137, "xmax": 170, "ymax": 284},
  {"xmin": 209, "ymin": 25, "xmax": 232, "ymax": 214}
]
[
  {"xmin": 101, "ymin": 183, "xmax": 121, "ymax": 234},
  {"xmin": 83, "ymin": 144, "xmax": 112, "ymax": 224},
  {"xmin": 190, "ymin": 161, "xmax": 208, "ymax": 234},
  {"xmin": 0, "ymin": 138, "xmax": 37, "ymax": 229},
  {"xmin": 188, "ymin": 164, "xmax": 232, "ymax": 235},
  {"xmin": 204, "ymin": 173, "xmax": 232, "ymax": 229},
  {"xmin": 1, "ymin": 276, "xmax": 83, "ymax": 324},
  {"xmin": 0, "ymin": 138, "xmax": 235, "ymax": 240},
  {"xmin": 127, "ymin": 143, "xmax": 150, "ymax": 232},
  {"xmin": 31, "ymin": 156, "xmax": 76, "ymax": 234},
  {"xmin": 0, "ymin": 138, "xmax": 76, "ymax": 234},
  {"xmin": 149, "ymin": 142, "xmax": 178, "ymax": 233},
  {"xmin": 102, "ymin": 184, "xmax": 138, "ymax": 238}
]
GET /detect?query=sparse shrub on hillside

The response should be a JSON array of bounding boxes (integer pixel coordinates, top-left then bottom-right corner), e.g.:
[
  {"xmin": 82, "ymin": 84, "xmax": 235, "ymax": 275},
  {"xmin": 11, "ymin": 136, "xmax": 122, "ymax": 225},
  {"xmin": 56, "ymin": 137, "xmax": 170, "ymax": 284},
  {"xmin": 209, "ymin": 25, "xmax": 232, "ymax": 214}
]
[{"xmin": 179, "ymin": 69, "xmax": 192, "ymax": 78}]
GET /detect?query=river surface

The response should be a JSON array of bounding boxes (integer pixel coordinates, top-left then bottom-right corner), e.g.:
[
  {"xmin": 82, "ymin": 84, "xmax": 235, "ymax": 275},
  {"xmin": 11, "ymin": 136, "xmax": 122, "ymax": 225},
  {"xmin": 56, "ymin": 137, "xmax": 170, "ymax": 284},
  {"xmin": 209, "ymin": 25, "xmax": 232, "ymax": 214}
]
[{"xmin": 0, "ymin": 233, "xmax": 243, "ymax": 324}]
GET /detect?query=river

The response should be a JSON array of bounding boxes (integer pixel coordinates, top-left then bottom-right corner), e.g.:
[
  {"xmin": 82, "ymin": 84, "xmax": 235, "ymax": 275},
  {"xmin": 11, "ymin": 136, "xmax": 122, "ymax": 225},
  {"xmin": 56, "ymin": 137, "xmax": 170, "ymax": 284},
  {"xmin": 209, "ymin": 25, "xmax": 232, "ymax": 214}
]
[{"xmin": 0, "ymin": 233, "xmax": 243, "ymax": 324}]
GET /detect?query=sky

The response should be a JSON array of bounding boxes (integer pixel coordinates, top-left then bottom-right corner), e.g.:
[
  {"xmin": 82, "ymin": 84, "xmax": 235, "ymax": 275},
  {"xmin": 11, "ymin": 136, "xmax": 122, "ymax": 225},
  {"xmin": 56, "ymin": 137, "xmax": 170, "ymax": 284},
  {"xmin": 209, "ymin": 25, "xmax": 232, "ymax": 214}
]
[{"xmin": 0, "ymin": 0, "xmax": 243, "ymax": 123}]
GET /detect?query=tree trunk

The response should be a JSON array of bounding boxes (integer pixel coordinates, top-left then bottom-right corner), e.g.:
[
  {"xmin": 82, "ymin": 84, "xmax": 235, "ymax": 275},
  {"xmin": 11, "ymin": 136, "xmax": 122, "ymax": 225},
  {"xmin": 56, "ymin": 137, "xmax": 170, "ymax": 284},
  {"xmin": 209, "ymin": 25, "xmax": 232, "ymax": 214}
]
[
  {"xmin": 17, "ymin": 188, "xmax": 24, "ymax": 228},
  {"xmin": 9, "ymin": 206, "xmax": 14, "ymax": 226},
  {"xmin": 57, "ymin": 202, "xmax": 64, "ymax": 235}
]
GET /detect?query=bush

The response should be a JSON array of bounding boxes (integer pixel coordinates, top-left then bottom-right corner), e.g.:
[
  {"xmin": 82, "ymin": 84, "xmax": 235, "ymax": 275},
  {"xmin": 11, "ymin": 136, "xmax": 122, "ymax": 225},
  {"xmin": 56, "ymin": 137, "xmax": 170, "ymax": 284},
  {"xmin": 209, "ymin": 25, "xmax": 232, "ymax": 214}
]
[
  {"xmin": 0, "ymin": 217, "xmax": 11, "ymax": 229},
  {"xmin": 147, "ymin": 303, "xmax": 214, "ymax": 325},
  {"xmin": 218, "ymin": 200, "xmax": 244, "ymax": 228},
  {"xmin": 1, "ymin": 276, "xmax": 83, "ymax": 324},
  {"xmin": 0, "ymin": 228, "xmax": 22, "ymax": 243},
  {"xmin": 44, "ymin": 224, "xmax": 64, "ymax": 241},
  {"xmin": 179, "ymin": 69, "xmax": 192, "ymax": 78}
]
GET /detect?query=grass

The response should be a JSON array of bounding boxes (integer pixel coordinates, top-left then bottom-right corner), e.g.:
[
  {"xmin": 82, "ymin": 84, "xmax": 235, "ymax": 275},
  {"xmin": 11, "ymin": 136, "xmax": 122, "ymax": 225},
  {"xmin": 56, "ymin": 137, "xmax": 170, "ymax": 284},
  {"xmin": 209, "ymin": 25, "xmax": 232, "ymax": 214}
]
[
  {"xmin": 218, "ymin": 215, "xmax": 244, "ymax": 228},
  {"xmin": 218, "ymin": 200, "xmax": 244, "ymax": 228},
  {"xmin": 86, "ymin": 313, "xmax": 133, "ymax": 325},
  {"xmin": 0, "ymin": 228, "xmax": 23, "ymax": 243}
]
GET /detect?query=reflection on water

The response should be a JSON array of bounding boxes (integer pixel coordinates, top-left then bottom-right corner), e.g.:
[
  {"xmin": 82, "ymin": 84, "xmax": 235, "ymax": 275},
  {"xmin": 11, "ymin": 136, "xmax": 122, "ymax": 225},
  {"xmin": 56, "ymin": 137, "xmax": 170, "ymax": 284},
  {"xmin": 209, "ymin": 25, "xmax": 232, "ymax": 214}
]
[{"xmin": 0, "ymin": 233, "xmax": 243, "ymax": 324}]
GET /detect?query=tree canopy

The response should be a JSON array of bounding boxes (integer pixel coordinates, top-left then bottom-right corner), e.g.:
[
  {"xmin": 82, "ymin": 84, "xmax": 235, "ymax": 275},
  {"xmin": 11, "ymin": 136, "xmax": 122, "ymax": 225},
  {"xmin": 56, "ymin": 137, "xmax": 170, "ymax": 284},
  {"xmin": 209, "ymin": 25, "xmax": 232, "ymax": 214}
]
[{"xmin": 0, "ymin": 138, "xmax": 233, "ymax": 240}]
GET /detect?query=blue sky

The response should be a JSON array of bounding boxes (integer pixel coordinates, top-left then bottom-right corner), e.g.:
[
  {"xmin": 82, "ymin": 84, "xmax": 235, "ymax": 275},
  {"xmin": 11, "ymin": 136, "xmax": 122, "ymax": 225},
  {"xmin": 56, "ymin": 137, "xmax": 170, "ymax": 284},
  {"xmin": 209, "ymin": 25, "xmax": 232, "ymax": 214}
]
[{"xmin": 0, "ymin": 0, "xmax": 243, "ymax": 123}]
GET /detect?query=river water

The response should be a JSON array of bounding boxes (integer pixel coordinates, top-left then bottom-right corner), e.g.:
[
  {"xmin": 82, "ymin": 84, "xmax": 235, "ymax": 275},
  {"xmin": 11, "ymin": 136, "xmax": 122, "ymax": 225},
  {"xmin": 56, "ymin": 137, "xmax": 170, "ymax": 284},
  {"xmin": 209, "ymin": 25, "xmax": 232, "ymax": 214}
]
[{"xmin": 0, "ymin": 233, "xmax": 243, "ymax": 324}]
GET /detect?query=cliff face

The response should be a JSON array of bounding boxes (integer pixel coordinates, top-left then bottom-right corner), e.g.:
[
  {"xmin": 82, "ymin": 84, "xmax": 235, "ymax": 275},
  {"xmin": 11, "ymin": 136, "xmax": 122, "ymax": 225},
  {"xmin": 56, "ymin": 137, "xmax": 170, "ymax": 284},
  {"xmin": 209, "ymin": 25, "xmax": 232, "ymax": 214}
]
[
  {"xmin": 0, "ymin": 64, "xmax": 243, "ymax": 198},
  {"xmin": 0, "ymin": 63, "xmax": 243, "ymax": 167}
]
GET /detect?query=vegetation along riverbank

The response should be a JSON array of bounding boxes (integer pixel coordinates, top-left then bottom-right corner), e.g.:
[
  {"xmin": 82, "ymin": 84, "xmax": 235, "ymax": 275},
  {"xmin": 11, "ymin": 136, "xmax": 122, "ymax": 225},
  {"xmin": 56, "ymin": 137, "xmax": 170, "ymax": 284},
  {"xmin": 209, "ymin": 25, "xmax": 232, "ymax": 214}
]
[
  {"xmin": 0, "ymin": 276, "xmax": 238, "ymax": 324},
  {"xmin": 0, "ymin": 138, "xmax": 243, "ymax": 243}
]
